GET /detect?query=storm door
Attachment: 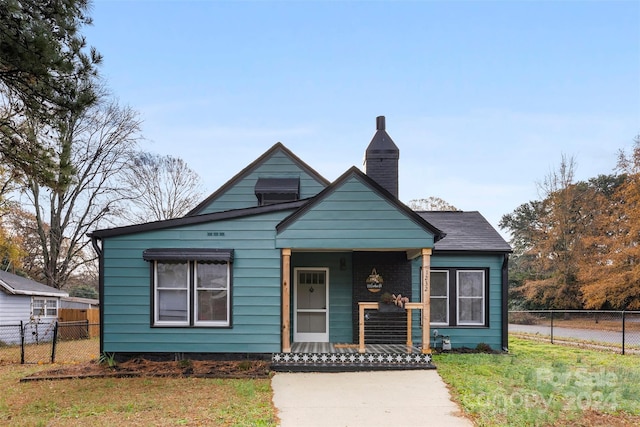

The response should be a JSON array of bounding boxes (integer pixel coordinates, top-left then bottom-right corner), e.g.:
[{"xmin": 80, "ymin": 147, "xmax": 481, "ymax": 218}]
[{"xmin": 293, "ymin": 268, "xmax": 329, "ymax": 342}]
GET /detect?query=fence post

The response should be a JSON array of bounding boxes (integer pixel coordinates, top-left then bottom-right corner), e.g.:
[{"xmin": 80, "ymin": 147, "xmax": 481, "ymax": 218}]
[
  {"xmin": 622, "ymin": 311, "xmax": 626, "ymax": 356},
  {"xmin": 20, "ymin": 320, "xmax": 24, "ymax": 364},
  {"xmin": 550, "ymin": 311, "xmax": 554, "ymax": 344},
  {"xmin": 51, "ymin": 321, "xmax": 58, "ymax": 363}
]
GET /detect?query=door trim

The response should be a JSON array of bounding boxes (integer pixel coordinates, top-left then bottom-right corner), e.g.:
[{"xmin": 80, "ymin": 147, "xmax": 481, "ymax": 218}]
[{"xmin": 293, "ymin": 267, "xmax": 329, "ymax": 342}]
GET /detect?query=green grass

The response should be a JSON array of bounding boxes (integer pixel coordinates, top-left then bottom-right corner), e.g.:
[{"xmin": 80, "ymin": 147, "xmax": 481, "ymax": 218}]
[{"xmin": 434, "ymin": 337, "xmax": 640, "ymax": 426}]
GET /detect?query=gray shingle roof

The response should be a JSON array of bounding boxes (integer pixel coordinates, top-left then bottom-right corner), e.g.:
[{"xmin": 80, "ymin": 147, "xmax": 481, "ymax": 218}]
[
  {"xmin": 417, "ymin": 211, "xmax": 512, "ymax": 252},
  {"xmin": 0, "ymin": 270, "xmax": 68, "ymax": 297}
]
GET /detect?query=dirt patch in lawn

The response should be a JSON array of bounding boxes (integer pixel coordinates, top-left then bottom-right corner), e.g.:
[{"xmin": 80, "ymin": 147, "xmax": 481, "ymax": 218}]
[
  {"xmin": 572, "ymin": 410, "xmax": 640, "ymax": 427},
  {"xmin": 22, "ymin": 358, "xmax": 271, "ymax": 381}
]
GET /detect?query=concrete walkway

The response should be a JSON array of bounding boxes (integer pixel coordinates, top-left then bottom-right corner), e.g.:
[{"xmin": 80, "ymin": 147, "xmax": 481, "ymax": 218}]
[{"xmin": 272, "ymin": 370, "xmax": 474, "ymax": 427}]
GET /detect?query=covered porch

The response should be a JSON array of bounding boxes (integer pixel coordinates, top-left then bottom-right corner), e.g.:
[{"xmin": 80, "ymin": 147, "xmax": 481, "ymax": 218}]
[
  {"xmin": 274, "ymin": 167, "xmax": 446, "ymax": 369},
  {"xmin": 276, "ymin": 248, "xmax": 435, "ymax": 371}
]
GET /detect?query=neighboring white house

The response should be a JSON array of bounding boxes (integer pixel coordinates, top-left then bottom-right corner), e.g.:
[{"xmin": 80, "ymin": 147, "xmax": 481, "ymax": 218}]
[{"xmin": 0, "ymin": 270, "xmax": 68, "ymax": 344}]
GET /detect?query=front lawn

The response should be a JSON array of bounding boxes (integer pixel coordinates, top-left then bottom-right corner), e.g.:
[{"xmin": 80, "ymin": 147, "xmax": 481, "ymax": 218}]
[
  {"xmin": 0, "ymin": 364, "xmax": 276, "ymax": 426},
  {"xmin": 434, "ymin": 337, "xmax": 640, "ymax": 426},
  {"xmin": 3, "ymin": 337, "xmax": 640, "ymax": 426}
]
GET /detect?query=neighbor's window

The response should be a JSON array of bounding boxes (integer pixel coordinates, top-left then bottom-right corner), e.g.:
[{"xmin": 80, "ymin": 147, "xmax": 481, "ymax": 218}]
[
  {"xmin": 153, "ymin": 260, "xmax": 231, "ymax": 327},
  {"xmin": 32, "ymin": 297, "xmax": 58, "ymax": 318},
  {"xmin": 457, "ymin": 270, "xmax": 485, "ymax": 326},
  {"xmin": 430, "ymin": 270, "xmax": 449, "ymax": 325}
]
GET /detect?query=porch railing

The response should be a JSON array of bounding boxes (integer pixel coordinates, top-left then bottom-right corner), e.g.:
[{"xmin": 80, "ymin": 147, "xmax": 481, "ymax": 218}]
[{"xmin": 358, "ymin": 302, "xmax": 426, "ymax": 353}]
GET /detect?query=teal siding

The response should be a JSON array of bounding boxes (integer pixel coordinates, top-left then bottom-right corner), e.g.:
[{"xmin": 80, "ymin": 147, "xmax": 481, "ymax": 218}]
[
  {"xmin": 198, "ymin": 151, "xmax": 326, "ymax": 214},
  {"xmin": 277, "ymin": 177, "xmax": 435, "ymax": 249},
  {"xmin": 291, "ymin": 252, "xmax": 353, "ymax": 343},
  {"xmin": 101, "ymin": 210, "xmax": 295, "ymax": 354},
  {"xmin": 411, "ymin": 254, "xmax": 504, "ymax": 350}
]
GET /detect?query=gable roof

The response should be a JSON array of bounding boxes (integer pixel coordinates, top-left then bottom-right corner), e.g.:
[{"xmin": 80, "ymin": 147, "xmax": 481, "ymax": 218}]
[
  {"xmin": 89, "ymin": 199, "xmax": 308, "ymax": 239},
  {"xmin": 277, "ymin": 166, "xmax": 445, "ymax": 241},
  {"xmin": 417, "ymin": 211, "xmax": 512, "ymax": 253},
  {"xmin": 186, "ymin": 142, "xmax": 330, "ymax": 216},
  {"xmin": 0, "ymin": 270, "xmax": 68, "ymax": 297}
]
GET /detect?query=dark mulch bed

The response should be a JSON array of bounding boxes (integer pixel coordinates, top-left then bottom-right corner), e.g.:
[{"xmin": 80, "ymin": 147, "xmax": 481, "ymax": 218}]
[{"xmin": 22, "ymin": 359, "xmax": 271, "ymax": 382}]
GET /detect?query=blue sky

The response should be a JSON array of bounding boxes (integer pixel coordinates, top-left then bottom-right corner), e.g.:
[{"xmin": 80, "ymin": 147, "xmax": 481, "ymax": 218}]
[{"xmin": 86, "ymin": 0, "xmax": 639, "ymax": 237}]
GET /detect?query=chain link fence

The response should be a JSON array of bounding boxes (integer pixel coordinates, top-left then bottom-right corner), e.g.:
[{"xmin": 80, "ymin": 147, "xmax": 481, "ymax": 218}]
[
  {"xmin": 0, "ymin": 323, "xmax": 24, "ymax": 363},
  {"xmin": 509, "ymin": 310, "xmax": 640, "ymax": 355},
  {"xmin": 54, "ymin": 320, "xmax": 100, "ymax": 363},
  {"xmin": 0, "ymin": 321, "xmax": 100, "ymax": 364}
]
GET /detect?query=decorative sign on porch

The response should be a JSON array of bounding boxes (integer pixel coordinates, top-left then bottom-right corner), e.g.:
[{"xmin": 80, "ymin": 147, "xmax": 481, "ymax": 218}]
[{"xmin": 366, "ymin": 268, "xmax": 384, "ymax": 292}]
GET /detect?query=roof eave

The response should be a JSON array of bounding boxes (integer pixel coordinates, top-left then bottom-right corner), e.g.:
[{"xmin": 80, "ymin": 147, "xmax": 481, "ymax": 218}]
[
  {"xmin": 0, "ymin": 280, "xmax": 68, "ymax": 297},
  {"xmin": 15, "ymin": 290, "xmax": 69, "ymax": 297},
  {"xmin": 432, "ymin": 249, "xmax": 513, "ymax": 255},
  {"xmin": 89, "ymin": 199, "xmax": 310, "ymax": 239}
]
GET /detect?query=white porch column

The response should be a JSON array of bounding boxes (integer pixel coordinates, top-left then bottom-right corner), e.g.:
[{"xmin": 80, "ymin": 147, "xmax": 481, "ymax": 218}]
[
  {"xmin": 282, "ymin": 248, "xmax": 292, "ymax": 353},
  {"xmin": 421, "ymin": 248, "xmax": 432, "ymax": 354}
]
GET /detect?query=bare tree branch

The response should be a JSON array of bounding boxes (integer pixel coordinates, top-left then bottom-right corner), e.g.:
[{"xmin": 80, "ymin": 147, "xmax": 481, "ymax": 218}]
[
  {"xmin": 120, "ymin": 152, "xmax": 204, "ymax": 223},
  {"xmin": 19, "ymin": 95, "xmax": 141, "ymax": 288}
]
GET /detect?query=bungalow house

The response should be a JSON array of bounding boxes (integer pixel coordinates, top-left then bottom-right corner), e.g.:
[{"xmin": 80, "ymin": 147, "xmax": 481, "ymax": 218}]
[
  {"xmin": 0, "ymin": 270, "xmax": 68, "ymax": 345},
  {"xmin": 89, "ymin": 116, "xmax": 511, "ymax": 369}
]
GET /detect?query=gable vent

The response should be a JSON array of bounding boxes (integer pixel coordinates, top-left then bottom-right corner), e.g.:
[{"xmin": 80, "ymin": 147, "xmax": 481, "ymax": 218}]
[{"xmin": 255, "ymin": 177, "xmax": 300, "ymax": 205}]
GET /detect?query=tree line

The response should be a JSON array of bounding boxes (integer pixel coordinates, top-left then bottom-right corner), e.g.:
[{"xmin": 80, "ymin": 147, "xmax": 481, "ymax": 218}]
[
  {"xmin": 0, "ymin": 1, "xmax": 202, "ymax": 294},
  {"xmin": 500, "ymin": 139, "xmax": 640, "ymax": 310}
]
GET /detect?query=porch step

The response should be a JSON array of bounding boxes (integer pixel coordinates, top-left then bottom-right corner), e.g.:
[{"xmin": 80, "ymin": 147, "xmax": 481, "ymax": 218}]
[{"xmin": 271, "ymin": 345, "xmax": 436, "ymax": 372}]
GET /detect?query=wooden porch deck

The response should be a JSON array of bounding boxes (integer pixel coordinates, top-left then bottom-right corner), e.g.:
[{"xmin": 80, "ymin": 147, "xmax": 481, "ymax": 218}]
[{"xmin": 271, "ymin": 342, "xmax": 436, "ymax": 372}]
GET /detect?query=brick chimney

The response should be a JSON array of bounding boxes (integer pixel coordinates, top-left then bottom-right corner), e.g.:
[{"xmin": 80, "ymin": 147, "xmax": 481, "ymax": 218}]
[{"xmin": 363, "ymin": 116, "xmax": 399, "ymax": 198}]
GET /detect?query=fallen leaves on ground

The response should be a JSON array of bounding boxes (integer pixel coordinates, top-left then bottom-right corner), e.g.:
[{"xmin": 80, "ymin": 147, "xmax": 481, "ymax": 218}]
[{"xmin": 23, "ymin": 358, "xmax": 271, "ymax": 381}]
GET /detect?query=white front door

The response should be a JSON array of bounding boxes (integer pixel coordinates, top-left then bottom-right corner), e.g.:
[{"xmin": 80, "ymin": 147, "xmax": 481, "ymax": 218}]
[{"xmin": 294, "ymin": 268, "xmax": 329, "ymax": 342}]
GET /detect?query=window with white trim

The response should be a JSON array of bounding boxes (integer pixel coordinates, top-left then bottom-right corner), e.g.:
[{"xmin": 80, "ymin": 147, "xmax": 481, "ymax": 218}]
[
  {"xmin": 430, "ymin": 270, "xmax": 449, "ymax": 325},
  {"xmin": 457, "ymin": 270, "xmax": 485, "ymax": 325},
  {"xmin": 427, "ymin": 268, "xmax": 487, "ymax": 327},
  {"xmin": 155, "ymin": 262, "xmax": 189, "ymax": 324},
  {"xmin": 195, "ymin": 262, "xmax": 230, "ymax": 325},
  {"xmin": 152, "ymin": 260, "xmax": 231, "ymax": 327},
  {"xmin": 32, "ymin": 297, "xmax": 58, "ymax": 318}
]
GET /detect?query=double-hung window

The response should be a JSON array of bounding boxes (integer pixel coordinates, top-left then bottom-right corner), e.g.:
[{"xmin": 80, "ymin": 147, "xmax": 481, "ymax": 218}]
[
  {"xmin": 429, "ymin": 268, "xmax": 487, "ymax": 327},
  {"xmin": 144, "ymin": 249, "xmax": 233, "ymax": 328},
  {"xmin": 31, "ymin": 297, "xmax": 58, "ymax": 318},
  {"xmin": 457, "ymin": 270, "xmax": 485, "ymax": 325}
]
